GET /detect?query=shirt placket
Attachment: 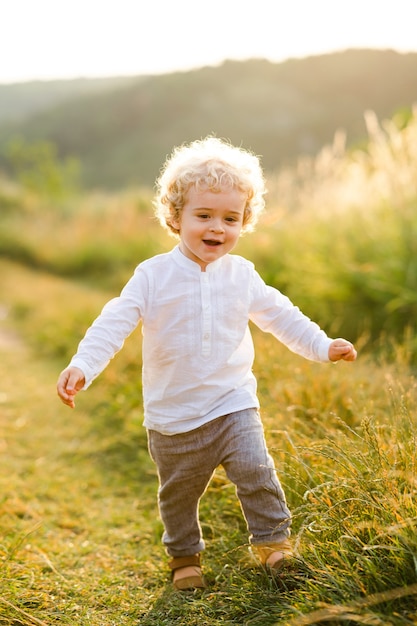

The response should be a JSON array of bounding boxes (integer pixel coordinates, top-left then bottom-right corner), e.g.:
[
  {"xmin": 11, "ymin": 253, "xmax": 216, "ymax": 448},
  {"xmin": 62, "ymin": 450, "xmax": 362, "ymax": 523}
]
[{"xmin": 200, "ymin": 273, "xmax": 212, "ymax": 356}]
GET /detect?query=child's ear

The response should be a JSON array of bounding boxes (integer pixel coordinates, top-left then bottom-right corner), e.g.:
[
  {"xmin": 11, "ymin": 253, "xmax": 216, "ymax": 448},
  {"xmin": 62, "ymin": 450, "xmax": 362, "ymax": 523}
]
[{"xmin": 170, "ymin": 212, "xmax": 181, "ymax": 231}]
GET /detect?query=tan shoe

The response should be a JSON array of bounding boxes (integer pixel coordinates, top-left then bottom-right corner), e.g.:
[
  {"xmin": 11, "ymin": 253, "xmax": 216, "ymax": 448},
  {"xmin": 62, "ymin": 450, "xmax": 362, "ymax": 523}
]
[
  {"xmin": 251, "ymin": 539, "xmax": 294, "ymax": 570},
  {"xmin": 169, "ymin": 554, "xmax": 206, "ymax": 590}
]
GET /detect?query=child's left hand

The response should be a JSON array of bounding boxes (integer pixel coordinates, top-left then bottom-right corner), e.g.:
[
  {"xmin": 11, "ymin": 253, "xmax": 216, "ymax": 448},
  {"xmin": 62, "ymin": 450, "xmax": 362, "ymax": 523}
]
[{"xmin": 329, "ymin": 338, "xmax": 357, "ymax": 362}]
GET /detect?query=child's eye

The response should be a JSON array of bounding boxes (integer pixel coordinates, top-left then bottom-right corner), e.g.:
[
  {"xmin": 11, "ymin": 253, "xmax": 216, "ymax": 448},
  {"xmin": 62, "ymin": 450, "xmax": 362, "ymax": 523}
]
[
  {"xmin": 197, "ymin": 214, "xmax": 210, "ymax": 219},
  {"xmin": 225, "ymin": 216, "xmax": 238, "ymax": 223}
]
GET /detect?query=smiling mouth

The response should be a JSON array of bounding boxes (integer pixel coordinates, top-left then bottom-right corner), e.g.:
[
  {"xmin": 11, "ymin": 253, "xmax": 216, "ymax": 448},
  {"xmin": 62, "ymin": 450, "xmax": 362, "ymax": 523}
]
[{"xmin": 203, "ymin": 239, "xmax": 222, "ymax": 247}]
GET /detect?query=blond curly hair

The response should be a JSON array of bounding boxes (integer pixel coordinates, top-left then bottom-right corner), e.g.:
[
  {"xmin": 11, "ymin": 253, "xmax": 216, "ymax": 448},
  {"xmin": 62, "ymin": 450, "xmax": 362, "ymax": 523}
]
[{"xmin": 153, "ymin": 136, "xmax": 266, "ymax": 237}]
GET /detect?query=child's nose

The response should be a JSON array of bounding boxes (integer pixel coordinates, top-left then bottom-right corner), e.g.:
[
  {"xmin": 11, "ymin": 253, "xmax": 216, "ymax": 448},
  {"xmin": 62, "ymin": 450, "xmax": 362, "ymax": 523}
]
[{"xmin": 210, "ymin": 220, "xmax": 224, "ymax": 233}]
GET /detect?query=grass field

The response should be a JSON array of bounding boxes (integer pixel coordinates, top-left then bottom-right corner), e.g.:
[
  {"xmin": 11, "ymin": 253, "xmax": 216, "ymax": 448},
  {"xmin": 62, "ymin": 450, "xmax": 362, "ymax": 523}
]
[
  {"xmin": 1, "ymin": 109, "xmax": 417, "ymax": 624},
  {"xmin": 1, "ymin": 258, "xmax": 416, "ymax": 625}
]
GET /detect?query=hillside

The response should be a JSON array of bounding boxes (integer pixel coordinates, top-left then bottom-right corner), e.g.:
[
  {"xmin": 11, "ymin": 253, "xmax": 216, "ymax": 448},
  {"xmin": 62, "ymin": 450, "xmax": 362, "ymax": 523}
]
[
  {"xmin": 1, "ymin": 49, "xmax": 417, "ymax": 188},
  {"xmin": 0, "ymin": 75, "xmax": 139, "ymax": 123}
]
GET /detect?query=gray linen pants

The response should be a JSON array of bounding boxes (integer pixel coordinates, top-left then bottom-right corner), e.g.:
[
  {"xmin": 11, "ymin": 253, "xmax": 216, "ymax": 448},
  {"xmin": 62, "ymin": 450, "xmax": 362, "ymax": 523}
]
[{"xmin": 147, "ymin": 408, "xmax": 291, "ymax": 558}]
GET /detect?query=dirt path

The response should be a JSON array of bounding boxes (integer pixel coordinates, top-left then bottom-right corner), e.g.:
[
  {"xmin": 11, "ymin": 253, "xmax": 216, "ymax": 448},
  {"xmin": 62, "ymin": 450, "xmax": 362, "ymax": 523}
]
[
  {"xmin": 0, "ymin": 265, "xmax": 158, "ymax": 625},
  {"xmin": 0, "ymin": 304, "xmax": 24, "ymax": 348},
  {"xmin": 0, "ymin": 304, "xmax": 30, "ymax": 426}
]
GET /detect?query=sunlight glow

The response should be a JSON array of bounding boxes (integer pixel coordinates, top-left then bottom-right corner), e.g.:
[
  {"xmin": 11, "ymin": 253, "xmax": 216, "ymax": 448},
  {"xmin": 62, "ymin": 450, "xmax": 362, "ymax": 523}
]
[{"xmin": 2, "ymin": 0, "xmax": 417, "ymax": 83}]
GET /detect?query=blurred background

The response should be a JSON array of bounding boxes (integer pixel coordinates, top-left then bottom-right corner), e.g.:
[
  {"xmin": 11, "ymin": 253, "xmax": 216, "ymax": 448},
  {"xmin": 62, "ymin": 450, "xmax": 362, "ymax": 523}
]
[{"xmin": 1, "ymin": 0, "xmax": 417, "ymax": 360}]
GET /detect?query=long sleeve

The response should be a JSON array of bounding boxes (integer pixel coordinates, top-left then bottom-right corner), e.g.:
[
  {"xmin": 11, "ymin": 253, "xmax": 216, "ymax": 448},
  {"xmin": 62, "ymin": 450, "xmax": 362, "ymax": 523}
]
[
  {"xmin": 69, "ymin": 268, "xmax": 148, "ymax": 387},
  {"xmin": 249, "ymin": 269, "xmax": 332, "ymax": 362}
]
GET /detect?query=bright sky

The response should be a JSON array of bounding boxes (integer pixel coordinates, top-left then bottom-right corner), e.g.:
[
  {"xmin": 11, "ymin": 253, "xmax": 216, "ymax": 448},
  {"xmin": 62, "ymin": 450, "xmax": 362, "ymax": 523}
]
[{"xmin": 2, "ymin": 0, "xmax": 417, "ymax": 84}]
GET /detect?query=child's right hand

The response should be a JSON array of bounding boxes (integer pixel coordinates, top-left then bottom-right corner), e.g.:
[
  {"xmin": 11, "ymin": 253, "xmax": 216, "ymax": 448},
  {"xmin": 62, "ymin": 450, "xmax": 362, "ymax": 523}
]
[{"xmin": 57, "ymin": 367, "xmax": 85, "ymax": 408}]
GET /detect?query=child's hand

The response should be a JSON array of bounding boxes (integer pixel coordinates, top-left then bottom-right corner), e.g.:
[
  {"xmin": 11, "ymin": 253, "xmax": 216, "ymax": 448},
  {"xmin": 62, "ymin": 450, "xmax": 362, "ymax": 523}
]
[
  {"xmin": 57, "ymin": 367, "xmax": 85, "ymax": 408},
  {"xmin": 328, "ymin": 338, "xmax": 357, "ymax": 362}
]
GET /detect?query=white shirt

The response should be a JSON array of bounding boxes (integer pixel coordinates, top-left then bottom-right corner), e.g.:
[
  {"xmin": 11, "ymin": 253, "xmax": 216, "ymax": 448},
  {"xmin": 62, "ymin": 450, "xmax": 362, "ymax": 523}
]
[{"xmin": 70, "ymin": 246, "xmax": 333, "ymax": 435}]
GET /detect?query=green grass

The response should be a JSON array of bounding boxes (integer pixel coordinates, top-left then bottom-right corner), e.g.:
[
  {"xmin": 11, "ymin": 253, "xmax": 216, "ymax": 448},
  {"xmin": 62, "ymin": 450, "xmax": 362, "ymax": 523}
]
[{"xmin": 1, "ymin": 259, "xmax": 416, "ymax": 625}]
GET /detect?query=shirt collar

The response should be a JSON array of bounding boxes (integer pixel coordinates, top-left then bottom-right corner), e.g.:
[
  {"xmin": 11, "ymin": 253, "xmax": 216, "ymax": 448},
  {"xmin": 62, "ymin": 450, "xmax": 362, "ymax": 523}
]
[{"xmin": 172, "ymin": 245, "xmax": 224, "ymax": 274}]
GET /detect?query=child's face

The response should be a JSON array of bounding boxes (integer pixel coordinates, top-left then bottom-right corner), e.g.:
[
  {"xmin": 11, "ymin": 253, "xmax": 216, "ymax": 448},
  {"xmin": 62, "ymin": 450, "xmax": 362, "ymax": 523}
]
[{"xmin": 172, "ymin": 186, "xmax": 246, "ymax": 271}]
